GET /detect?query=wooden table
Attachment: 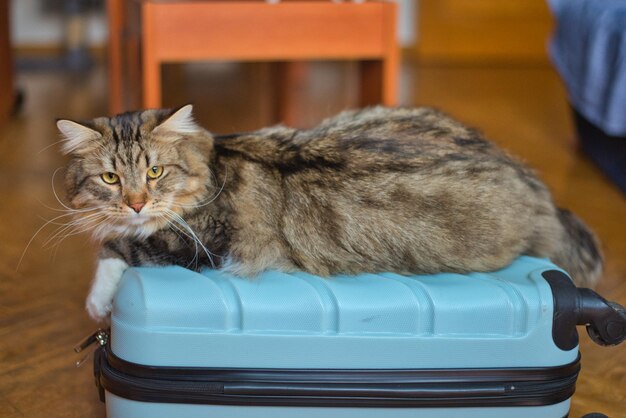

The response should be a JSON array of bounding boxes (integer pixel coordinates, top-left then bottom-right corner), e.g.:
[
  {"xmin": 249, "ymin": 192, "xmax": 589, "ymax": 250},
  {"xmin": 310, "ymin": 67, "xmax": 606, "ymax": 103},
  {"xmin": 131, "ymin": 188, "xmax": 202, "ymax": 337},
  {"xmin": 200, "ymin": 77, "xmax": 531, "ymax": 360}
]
[{"xmin": 106, "ymin": 0, "xmax": 399, "ymax": 124}]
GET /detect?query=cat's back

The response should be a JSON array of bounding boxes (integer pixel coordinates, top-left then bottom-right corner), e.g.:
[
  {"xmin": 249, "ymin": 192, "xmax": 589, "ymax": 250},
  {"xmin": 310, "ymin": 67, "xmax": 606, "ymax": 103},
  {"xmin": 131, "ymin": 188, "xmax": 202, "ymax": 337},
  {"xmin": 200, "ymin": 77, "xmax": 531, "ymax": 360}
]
[
  {"xmin": 316, "ymin": 106, "xmax": 466, "ymax": 136},
  {"xmin": 215, "ymin": 106, "xmax": 510, "ymax": 175},
  {"xmin": 312, "ymin": 106, "xmax": 489, "ymax": 151},
  {"xmin": 291, "ymin": 106, "xmax": 507, "ymax": 171}
]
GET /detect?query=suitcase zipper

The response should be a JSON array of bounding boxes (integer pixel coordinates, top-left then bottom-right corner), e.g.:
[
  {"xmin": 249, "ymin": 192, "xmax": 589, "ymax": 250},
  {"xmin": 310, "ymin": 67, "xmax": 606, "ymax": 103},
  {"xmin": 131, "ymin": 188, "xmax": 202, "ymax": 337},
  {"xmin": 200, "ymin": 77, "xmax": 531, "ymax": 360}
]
[
  {"xmin": 94, "ymin": 344, "xmax": 580, "ymax": 408},
  {"xmin": 74, "ymin": 328, "xmax": 109, "ymax": 367}
]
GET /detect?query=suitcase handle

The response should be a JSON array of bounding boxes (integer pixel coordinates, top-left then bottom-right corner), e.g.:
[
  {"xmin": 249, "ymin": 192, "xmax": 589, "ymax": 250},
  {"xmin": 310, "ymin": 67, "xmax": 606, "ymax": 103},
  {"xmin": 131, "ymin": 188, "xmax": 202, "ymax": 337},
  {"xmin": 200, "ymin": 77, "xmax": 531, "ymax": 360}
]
[
  {"xmin": 578, "ymin": 288, "xmax": 626, "ymax": 346},
  {"xmin": 542, "ymin": 270, "xmax": 626, "ymax": 349}
]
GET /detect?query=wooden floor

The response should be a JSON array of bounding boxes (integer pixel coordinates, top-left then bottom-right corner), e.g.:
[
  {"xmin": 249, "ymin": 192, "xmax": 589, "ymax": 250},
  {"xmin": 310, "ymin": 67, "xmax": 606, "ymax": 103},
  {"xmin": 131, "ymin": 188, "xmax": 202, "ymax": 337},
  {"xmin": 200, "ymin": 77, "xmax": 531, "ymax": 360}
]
[{"xmin": 0, "ymin": 61, "xmax": 624, "ymax": 417}]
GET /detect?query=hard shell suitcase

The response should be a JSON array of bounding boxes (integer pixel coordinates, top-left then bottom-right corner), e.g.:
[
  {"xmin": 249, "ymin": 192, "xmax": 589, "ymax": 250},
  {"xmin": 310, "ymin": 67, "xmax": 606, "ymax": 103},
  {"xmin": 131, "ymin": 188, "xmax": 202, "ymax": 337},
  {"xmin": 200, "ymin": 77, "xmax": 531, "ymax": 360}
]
[{"xmin": 88, "ymin": 256, "xmax": 626, "ymax": 418}]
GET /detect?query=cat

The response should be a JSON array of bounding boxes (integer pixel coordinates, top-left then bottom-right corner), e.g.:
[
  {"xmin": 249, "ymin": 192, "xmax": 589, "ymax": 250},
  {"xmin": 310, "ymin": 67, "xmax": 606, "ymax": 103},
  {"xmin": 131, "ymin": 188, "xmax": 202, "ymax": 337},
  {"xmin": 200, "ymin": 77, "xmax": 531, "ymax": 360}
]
[{"xmin": 57, "ymin": 105, "xmax": 603, "ymax": 322}]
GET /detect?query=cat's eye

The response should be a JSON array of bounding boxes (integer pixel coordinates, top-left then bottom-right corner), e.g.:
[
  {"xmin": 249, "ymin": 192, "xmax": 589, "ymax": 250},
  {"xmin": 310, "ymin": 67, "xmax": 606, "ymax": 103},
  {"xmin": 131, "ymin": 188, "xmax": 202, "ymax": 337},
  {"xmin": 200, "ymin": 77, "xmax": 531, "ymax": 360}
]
[
  {"xmin": 101, "ymin": 172, "xmax": 120, "ymax": 184},
  {"xmin": 147, "ymin": 166, "xmax": 164, "ymax": 179}
]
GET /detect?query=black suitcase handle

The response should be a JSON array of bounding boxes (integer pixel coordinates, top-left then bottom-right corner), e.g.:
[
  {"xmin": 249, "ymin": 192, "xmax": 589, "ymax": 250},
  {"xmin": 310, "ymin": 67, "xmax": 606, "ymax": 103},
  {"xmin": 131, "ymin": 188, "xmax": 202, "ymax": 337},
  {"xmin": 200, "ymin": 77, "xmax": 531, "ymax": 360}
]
[
  {"xmin": 542, "ymin": 270, "xmax": 626, "ymax": 350},
  {"xmin": 577, "ymin": 288, "xmax": 626, "ymax": 346}
]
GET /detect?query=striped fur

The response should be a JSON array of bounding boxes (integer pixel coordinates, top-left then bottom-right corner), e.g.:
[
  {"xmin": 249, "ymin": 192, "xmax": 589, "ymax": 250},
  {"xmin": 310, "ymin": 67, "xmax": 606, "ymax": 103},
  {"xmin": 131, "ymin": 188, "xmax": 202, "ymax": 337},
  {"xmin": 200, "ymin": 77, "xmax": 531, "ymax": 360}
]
[{"xmin": 60, "ymin": 106, "xmax": 603, "ymax": 320}]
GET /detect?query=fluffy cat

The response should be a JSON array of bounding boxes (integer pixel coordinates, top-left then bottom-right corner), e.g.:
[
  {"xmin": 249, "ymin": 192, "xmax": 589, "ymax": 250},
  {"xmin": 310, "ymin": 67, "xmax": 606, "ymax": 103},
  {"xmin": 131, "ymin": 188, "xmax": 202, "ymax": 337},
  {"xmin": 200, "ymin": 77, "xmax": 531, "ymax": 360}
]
[{"xmin": 57, "ymin": 105, "xmax": 603, "ymax": 322}]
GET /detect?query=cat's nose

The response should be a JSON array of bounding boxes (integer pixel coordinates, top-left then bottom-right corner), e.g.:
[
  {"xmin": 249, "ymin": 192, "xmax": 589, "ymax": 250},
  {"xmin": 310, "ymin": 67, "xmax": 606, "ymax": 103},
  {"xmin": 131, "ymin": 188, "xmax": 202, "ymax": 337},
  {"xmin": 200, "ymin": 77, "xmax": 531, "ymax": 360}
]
[{"xmin": 128, "ymin": 202, "xmax": 145, "ymax": 213}]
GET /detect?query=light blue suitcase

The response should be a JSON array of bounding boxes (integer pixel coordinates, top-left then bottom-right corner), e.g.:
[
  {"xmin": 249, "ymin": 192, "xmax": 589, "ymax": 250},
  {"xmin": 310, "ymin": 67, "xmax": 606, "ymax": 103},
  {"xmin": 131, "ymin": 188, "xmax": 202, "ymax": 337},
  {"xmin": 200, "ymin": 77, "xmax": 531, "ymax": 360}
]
[{"xmin": 86, "ymin": 256, "xmax": 625, "ymax": 417}]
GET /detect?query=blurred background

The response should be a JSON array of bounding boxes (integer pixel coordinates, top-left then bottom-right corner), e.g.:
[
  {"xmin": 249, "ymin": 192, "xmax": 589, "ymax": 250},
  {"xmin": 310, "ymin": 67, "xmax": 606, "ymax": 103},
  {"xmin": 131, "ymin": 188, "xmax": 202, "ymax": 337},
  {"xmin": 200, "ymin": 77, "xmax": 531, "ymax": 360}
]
[{"xmin": 0, "ymin": 1, "xmax": 624, "ymax": 417}]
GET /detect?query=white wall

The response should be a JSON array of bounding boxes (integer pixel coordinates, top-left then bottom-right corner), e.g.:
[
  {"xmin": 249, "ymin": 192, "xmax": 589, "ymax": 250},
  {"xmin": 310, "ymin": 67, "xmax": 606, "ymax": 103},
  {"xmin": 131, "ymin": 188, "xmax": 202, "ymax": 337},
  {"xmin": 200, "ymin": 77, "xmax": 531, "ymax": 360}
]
[
  {"xmin": 398, "ymin": 0, "xmax": 417, "ymax": 47},
  {"xmin": 10, "ymin": 0, "xmax": 107, "ymax": 47}
]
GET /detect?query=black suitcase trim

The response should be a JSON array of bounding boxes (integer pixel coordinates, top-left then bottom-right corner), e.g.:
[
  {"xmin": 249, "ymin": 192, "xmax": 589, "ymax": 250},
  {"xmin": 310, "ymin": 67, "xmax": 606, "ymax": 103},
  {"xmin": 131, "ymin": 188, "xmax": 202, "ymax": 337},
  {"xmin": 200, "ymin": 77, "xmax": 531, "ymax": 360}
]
[{"xmin": 95, "ymin": 345, "xmax": 580, "ymax": 408}]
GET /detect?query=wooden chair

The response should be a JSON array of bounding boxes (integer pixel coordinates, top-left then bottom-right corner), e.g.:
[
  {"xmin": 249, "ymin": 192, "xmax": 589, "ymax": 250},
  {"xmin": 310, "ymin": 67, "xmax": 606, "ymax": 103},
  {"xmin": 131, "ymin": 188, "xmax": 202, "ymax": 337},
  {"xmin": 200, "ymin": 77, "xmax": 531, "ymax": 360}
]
[{"xmin": 107, "ymin": 0, "xmax": 399, "ymax": 124}]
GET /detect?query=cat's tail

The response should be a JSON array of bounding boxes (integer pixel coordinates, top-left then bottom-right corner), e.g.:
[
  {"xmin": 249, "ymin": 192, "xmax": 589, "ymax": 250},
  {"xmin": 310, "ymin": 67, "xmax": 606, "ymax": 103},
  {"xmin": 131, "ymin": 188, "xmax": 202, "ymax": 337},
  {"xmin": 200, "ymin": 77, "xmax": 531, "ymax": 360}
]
[{"xmin": 553, "ymin": 208, "xmax": 603, "ymax": 287}]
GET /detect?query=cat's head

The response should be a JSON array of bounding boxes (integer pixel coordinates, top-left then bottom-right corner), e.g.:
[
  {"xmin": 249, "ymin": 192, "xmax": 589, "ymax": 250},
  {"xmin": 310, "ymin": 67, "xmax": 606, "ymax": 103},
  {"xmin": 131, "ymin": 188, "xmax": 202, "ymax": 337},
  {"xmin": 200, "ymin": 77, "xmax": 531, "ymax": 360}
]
[{"xmin": 58, "ymin": 105, "xmax": 215, "ymax": 240}]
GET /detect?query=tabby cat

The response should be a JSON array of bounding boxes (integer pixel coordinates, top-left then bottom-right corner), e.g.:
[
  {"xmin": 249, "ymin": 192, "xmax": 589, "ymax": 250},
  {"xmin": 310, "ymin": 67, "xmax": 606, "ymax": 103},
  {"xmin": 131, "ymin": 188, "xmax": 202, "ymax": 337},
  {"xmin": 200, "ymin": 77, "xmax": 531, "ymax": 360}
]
[{"xmin": 57, "ymin": 105, "xmax": 602, "ymax": 322}]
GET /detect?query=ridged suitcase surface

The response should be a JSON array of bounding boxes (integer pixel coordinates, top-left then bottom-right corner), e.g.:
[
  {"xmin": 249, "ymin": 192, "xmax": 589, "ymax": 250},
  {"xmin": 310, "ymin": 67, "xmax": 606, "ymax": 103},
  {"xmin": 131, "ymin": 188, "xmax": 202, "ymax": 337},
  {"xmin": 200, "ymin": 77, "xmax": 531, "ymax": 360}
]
[{"xmin": 97, "ymin": 257, "xmax": 583, "ymax": 417}]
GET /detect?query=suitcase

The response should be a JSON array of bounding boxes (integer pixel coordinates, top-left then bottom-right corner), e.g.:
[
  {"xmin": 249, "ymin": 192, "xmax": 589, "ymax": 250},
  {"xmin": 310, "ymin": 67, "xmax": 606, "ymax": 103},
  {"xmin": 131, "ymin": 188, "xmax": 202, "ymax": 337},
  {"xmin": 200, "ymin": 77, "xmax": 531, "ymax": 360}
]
[{"xmin": 84, "ymin": 256, "xmax": 626, "ymax": 418}]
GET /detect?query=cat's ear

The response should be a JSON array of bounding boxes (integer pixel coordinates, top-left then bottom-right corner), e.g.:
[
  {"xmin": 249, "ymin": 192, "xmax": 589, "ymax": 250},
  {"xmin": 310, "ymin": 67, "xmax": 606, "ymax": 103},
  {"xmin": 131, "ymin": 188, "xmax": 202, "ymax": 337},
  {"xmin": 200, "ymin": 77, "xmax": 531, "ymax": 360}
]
[
  {"xmin": 56, "ymin": 119, "xmax": 102, "ymax": 155},
  {"xmin": 152, "ymin": 104, "xmax": 200, "ymax": 138}
]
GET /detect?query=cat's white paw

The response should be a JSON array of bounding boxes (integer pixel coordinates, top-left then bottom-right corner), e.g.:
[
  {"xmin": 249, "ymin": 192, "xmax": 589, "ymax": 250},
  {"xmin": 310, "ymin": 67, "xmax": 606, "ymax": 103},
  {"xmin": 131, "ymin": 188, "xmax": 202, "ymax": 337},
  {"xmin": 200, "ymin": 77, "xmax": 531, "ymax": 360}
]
[
  {"xmin": 86, "ymin": 294, "xmax": 113, "ymax": 322},
  {"xmin": 86, "ymin": 258, "xmax": 128, "ymax": 322}
]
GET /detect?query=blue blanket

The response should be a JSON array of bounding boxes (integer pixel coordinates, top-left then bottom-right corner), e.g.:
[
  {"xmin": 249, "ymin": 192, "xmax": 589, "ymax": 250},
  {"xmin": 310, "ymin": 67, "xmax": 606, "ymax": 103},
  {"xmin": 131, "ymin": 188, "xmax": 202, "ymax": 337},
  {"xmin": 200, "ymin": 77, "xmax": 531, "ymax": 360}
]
[{"xmin": 549, "ymin": 0, "xmax": 626, "ymax": 136}]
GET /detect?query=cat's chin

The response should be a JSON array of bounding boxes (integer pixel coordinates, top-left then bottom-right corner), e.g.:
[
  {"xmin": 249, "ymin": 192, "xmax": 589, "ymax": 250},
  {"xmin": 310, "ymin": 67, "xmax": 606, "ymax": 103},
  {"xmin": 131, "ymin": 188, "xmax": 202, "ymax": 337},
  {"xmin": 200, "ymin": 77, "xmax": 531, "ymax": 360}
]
[
  {"xmin": 92, "ymin": 217, "xmax": 166, "ymax": 241},
  {"xmin": 127, "ymin": 214, "xmax": 153, "ymax": 226}
]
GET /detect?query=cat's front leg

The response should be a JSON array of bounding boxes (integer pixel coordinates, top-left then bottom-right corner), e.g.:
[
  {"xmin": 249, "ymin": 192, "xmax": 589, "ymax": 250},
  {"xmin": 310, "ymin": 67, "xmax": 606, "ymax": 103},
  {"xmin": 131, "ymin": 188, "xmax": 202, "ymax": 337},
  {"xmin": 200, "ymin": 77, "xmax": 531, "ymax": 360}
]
[{"xmin": 86, "ymin": 256, "xmax": 128, "ymax": 322}]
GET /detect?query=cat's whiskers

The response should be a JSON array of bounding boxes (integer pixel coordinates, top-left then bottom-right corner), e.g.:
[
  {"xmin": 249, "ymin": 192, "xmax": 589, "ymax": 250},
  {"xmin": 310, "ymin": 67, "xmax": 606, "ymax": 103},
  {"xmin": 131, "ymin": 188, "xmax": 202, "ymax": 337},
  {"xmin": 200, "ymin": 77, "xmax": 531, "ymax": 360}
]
[
  {"xmin": 17, "ymin": 210, "xmax": 105, "ymax": 271},
  {"xmin": 47, "ymin": 214, "xmax": 111, "ymax": 251},
  {"xmin": 48, "ymin": 168, "xmax": 107, "ymax": 215},
  {"xmin": 158, "ymin": 214, "xmax": 200, "ymax": 269},
  {"xmin": 37, "ymin": 198, "xmax": 106, "ymax": 214},
  {"xmin": 92, "ymin": 216, "xmax": 126, "ymax": 241},
  {"xmin": 43, "ymin": 212, "xmax": 104, "ymax": 243},
  {"xmin": 50, "ymin": 167, "xmax": 76, "ymax": 212},
  {"xmin": 43, "ymin": 212, "xmax": 109, "ymax": 248},
  {"xmin": 163, "ymin": 208, "xmax": 216, "ymax": 268},
  {"xmin": 162, "ymin": 211, "xmax": 202, "ymax": 268},
  {"xmin": 35, "ymin": 210, "xmax": 101, "ymax": 229},
  {"xmin": 161, "ymin": 214, "xmax": 194, "ymax": 242},
  {"xmin": 172, "ymin": 222, "xmax": 200, "ymax": 270},
  {"xmin": 37, "ymin": 137, "xmax": 82, "ymax": 156}
]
